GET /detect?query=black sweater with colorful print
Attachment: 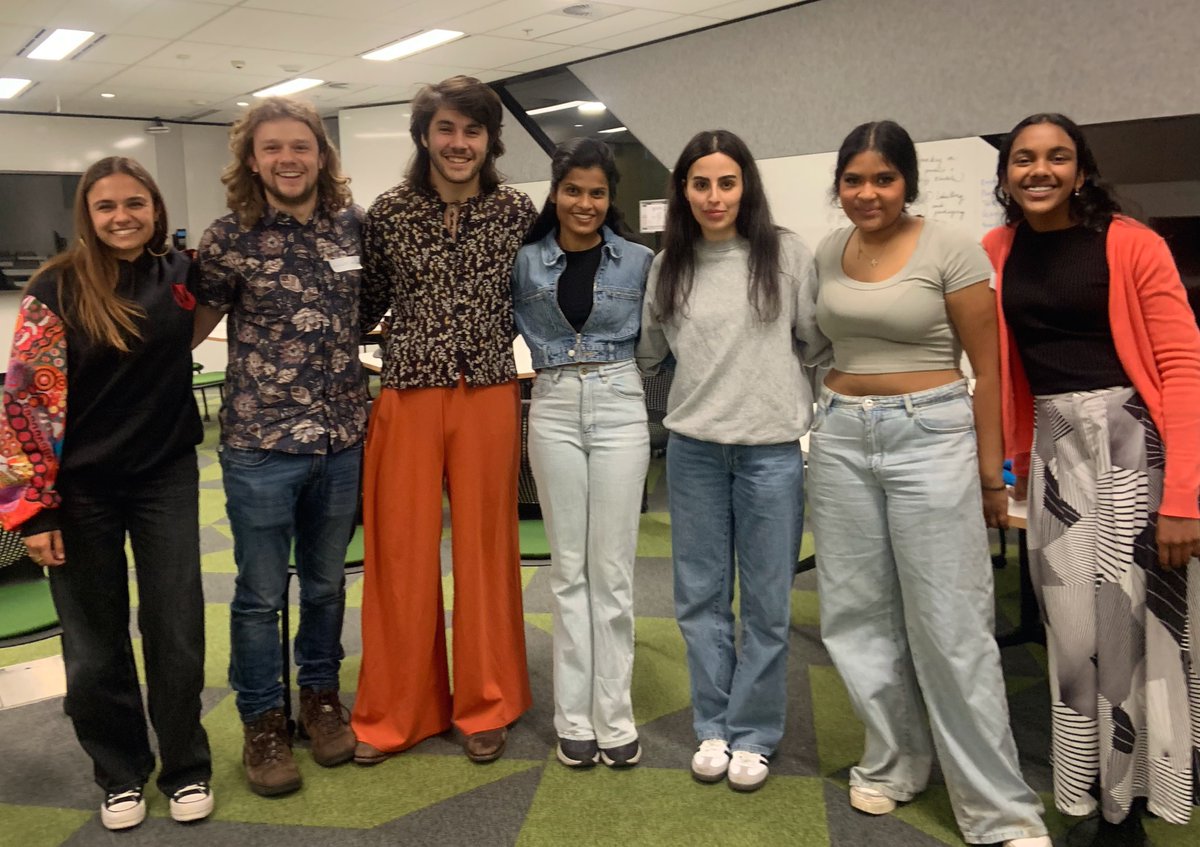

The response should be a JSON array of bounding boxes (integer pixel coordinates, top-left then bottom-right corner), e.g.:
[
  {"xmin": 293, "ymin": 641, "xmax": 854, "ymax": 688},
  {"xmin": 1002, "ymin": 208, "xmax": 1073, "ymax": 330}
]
[{"xmin": 0, "ymin": 250, "xmax": 202, "ymax": 535}]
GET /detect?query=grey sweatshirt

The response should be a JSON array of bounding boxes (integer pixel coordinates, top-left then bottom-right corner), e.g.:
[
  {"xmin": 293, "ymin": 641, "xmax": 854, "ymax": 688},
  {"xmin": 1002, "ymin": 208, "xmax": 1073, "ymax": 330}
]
[{"xmin": 636, "ymin": 232, "xmax": 830, "ymax": 445}]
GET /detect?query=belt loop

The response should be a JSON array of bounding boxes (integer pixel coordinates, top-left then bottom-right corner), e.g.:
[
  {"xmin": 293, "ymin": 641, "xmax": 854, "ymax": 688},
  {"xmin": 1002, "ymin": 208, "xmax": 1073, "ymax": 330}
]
[{"xmin": 903, "ymin": 394, "xmax": 914, "ymax": 415}]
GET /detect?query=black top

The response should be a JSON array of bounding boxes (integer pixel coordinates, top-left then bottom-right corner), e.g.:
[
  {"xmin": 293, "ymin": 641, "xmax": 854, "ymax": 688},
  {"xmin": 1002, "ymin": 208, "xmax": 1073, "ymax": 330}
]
[
  {"xmin": 1002, "ymin": 221, "xmax": 1131, "ymax": 395},
  {"xmin": 557, "ymin": 240, "xmax": 603, "ymax": 333},
  {"xmin": 29, "ymin": 252, "xmax": 202, "ymax": 488}
]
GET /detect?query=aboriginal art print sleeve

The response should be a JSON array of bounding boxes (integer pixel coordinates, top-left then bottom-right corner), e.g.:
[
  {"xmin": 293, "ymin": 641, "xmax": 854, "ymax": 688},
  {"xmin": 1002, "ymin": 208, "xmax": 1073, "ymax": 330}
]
[{"xmin": 0, "ymin": 292, "xmax": 67, "ymax": 534}]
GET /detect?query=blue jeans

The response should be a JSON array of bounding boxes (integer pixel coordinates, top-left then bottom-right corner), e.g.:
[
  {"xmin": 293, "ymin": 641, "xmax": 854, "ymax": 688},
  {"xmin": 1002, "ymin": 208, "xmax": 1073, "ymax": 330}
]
[
  {"xmin": 808, "ymin": 380, "xmax": 1046, "ymax": 844},
  {"xmin": 666, "ymin": 433, "xmax": 803, "ymax": 756},
  {"xmin": 527, "ymin": 360, "xmax": 649, "ymax": 747},
  {"xmin": 222, "ymin": 444, "xmax": 362, "ymax": 722}
]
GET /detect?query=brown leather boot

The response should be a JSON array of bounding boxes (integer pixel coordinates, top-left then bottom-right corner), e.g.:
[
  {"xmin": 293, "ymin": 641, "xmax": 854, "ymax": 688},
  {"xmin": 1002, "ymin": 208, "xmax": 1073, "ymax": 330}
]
[
  {"xmin": 298, "ymin": 687, "xmax": 356, "ymax": 767},
  {"xmin": 243, "ymin": 709, "xmax": 301, "ymax": 796}
]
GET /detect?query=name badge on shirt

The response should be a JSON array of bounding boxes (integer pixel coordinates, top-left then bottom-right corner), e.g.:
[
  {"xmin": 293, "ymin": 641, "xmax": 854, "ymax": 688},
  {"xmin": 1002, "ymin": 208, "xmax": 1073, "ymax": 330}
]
[{"xmin": 328, "ymin": 255, "xmax": 362, "ymax": 273}]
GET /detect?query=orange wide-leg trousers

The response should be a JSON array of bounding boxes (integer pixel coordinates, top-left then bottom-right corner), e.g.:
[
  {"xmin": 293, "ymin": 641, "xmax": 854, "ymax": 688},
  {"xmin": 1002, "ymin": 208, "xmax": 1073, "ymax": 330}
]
[{"xmin": 351, "ymin": 380, "xmax": 531, "ymax": 752}]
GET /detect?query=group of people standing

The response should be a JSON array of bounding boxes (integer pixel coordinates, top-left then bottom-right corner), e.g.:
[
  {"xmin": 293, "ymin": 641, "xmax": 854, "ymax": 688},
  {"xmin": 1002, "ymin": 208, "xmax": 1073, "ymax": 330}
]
[{"xmin": 0, "ymin": 70, "xmax": 1195, "ymax": 847}]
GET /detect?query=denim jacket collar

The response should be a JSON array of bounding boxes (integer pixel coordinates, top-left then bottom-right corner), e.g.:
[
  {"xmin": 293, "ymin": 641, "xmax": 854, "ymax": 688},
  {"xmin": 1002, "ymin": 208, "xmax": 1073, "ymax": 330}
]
[{"xmin": 537, "ymin": 225, "xmax": 624, "ymax": 267}]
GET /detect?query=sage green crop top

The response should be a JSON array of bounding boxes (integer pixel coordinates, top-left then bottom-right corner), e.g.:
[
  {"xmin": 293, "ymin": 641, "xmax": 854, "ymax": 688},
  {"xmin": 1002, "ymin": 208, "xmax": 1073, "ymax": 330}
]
[{"xmin": 814, "ymin": 219, "xmax": 992, "ymax": 374}]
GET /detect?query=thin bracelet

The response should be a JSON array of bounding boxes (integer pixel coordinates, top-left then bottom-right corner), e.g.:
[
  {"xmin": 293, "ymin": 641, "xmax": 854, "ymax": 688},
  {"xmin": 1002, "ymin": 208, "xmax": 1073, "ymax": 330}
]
[{"xmin": 980, "ymin": 482, "xmax": 1007, "ymax": 491}]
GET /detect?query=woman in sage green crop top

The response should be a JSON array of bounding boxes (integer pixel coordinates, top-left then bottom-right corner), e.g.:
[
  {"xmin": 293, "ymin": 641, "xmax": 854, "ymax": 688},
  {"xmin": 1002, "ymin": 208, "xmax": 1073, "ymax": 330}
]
[{"xmin": 805, "ymin": 121, "xmax": 1051, "ymax": 847}]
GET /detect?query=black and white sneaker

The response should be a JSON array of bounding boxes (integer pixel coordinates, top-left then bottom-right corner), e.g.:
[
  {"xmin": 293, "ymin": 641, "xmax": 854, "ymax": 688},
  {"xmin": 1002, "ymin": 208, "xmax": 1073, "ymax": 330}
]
[
  {"xmin": 599, "ymin": 739, "xmax": 642, "ymax": 768},
  {"xmin": 557, "ymin": 738, "xmax": 600, "ymax": 768},
  {"xmin": 169, "ymin": 781, "xmax": 214, "ymax": 822},
  {"xmin": 100, "ymin": 787, "xmax": 146, "ymax": 830}
]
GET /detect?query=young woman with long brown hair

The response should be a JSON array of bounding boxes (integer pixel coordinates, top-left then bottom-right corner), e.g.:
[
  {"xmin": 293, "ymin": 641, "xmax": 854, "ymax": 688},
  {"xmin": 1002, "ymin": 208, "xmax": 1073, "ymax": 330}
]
[{"xmin": 0, "ymin": 157, "xmax": 212, "ymax": 830}]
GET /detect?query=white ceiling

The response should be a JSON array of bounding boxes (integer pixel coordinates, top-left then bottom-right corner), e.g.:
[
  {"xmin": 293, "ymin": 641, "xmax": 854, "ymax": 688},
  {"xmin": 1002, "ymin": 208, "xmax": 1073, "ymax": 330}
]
[{"xmin": 0, "ymin": 0, "xmax": 796, "ymax": 123}]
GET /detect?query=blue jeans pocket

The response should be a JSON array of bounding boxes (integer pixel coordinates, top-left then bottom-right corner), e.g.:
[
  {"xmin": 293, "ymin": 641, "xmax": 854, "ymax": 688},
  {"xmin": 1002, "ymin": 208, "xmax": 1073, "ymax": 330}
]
[
  {"xmin": 220, "ymin": 446, "xmax": 275, "ymax": 469},
  {"xmin": 912, "ymin": 397, "xmax": 974, "ymax": 433}
]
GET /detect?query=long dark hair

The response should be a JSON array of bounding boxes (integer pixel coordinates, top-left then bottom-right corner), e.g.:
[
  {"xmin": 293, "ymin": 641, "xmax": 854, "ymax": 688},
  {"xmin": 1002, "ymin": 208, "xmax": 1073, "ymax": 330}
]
[
  {"xmin": 993, "ymin": 113, "xmax": 1120, "ymax": 230},
  {"xmin": 831, "ymin": 120, "xmax": 920, "ymax": 204},
  {"xmin": 653, "ymin": 129, "xmax": 781, "ymax": 324},
  {"xmin": 407, "ymin": 75, "xmax": 505, "ymax": 195},
  {"xmin": 524, "ymin": 137, "xmax": 639, "ymax": 246},
  {"xmin": 31, "ymin": 157, "xmax": 167, "ymax": 351}
]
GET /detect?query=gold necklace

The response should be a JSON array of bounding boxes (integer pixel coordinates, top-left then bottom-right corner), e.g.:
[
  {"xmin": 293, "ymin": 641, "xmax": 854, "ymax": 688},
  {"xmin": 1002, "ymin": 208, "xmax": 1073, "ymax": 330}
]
[{"xmin": 855, "ymin": 231, "xmax": 881, "ymax": 267}]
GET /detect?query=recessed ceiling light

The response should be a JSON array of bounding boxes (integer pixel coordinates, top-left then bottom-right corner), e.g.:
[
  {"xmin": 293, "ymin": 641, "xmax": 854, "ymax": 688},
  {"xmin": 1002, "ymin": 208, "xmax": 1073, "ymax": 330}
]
[
  {"xmin": 574, "ymin": 124, "xmax": 583, "ymax": 128},
  {"xmin": 577, "ymin": 101, "xmax": 606, "ymax": 114},
  {"xmin": 252, "ymin": 78, "xmax": 324, "ymax": 97},
  {"xmin": 236, "ymin": 101, "xmax": 250, "ymax": 107},
  {"xmin": 527, "ymin": 100, "xmax": 584, "ymax": 116},
  {"xmin": 28, "ymin": 28, "xmax": 94, "ymax": 61},
  {"xmin": 100, "ymin": 92, "xmax": 116, "ymax": 98},
  {"xmin": 599, "ymin": 126, "xmax": 627, "ymax": 134},
  {"xmin": 362, "ymin": 29, "xmax": 464, "ymax": 62},
  {"xmin": 0, "ymin": 78, "xmax": 32, "ymax": 99}
]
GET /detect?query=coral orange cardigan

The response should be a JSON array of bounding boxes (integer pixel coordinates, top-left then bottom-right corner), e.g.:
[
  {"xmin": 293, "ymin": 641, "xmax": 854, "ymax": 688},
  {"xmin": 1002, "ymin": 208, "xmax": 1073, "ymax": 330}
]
[{"xmin": 983, "ymin": 216, "xmax": 1200, "ymax": 519}]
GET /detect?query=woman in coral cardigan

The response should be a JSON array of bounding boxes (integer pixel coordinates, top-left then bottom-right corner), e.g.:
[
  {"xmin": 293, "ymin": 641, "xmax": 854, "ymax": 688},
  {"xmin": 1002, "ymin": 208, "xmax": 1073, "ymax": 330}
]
[{"xmin": 985, "ymin": 112, "xmax": 1200, "ymax": 845}]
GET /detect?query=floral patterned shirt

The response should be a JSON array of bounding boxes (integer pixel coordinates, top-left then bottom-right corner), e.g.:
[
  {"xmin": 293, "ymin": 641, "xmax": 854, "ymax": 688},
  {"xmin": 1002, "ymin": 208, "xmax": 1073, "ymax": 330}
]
[
  {"xmin": 361, "ymin": 183, "xmax": 536, "ymax": 389},
  {"xmin": 196, "ymin": 203, "xmax": 368, "ymax": 454}
]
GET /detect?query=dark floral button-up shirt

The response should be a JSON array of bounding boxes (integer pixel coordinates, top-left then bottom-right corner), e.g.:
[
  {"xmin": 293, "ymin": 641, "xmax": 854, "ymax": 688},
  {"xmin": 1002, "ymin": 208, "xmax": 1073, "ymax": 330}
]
[
  {"xmin": 196, "ymin": 203, "xmax": 368, "ymax": 454},
  {"xmin": 361, "ymin": 183, "xmax": 536, "ymax": 389}
]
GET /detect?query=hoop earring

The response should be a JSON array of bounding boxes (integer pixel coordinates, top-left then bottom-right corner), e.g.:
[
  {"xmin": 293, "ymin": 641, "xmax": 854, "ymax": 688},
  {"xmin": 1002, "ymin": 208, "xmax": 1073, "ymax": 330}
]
[{"xmin": 148, "ymin": 243, "xmax": 169, "ymax": 257}]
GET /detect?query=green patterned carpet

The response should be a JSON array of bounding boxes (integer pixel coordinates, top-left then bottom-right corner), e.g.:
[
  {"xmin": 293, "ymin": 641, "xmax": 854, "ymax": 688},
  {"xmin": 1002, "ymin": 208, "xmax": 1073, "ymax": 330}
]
[{"xmin": 1, "ymin": 419, "xmax": 1197, "ymax": 847}]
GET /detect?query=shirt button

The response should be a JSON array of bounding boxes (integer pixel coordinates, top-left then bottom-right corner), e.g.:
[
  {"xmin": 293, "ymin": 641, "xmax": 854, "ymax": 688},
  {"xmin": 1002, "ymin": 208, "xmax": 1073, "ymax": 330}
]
[{"xmin": 567, "ymin": 350, "xmax": 576, "ymax": 357}]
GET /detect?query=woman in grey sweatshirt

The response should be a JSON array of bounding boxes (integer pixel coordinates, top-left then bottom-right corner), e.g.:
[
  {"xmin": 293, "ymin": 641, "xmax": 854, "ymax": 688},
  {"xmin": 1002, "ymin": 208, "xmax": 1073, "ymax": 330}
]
[{"xmin": 636, "ymin": 129, "xmax": 829, "ymax": 793}]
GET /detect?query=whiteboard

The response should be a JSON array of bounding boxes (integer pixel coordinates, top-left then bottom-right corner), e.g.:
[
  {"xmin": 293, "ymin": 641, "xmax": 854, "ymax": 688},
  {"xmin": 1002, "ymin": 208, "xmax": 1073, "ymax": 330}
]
[{"xmin": 759, "ymin": 135, "xmax": 1005, "ymax": 250}]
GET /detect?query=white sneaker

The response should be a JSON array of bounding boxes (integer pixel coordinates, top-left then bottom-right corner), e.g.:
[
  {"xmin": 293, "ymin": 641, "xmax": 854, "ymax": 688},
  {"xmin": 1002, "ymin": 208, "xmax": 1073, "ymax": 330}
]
[
  {"xmin": 727, "ymin": 750, "xmax": 769, "ymax": 792},
  {"xmin": 100, "ymin": 788, "xmax": 146, "ymax": 831},
  {"xmin": 169, "ymin": 781, "xmax": 214, "ymax": 823},
  {"xmin": 1002, "ymin": 837, "xmax": 1052, "ymax": 847},
  {"xmin": 849, "ymin": 785, "xmax": 896, "ymax": 815},
  {"xmin": 690, "ymin": 739, "xmax": 731, "ymax": 782}
]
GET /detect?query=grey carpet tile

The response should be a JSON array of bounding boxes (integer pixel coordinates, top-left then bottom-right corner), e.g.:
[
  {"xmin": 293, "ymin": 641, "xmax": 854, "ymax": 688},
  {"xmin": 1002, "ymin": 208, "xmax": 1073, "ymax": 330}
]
[
  {"xmin": 371, "ymin": 766, "xmax": 543, "ymax": 847},
  {"xmin": 820, "ymin": 779, "xmax": 951, "ymax": 847}
]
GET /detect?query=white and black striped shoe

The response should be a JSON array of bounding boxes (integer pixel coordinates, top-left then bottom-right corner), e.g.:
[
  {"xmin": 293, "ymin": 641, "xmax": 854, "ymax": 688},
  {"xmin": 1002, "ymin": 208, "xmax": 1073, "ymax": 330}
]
[
  {"xmin": 100, "ymin": 787, "xmax": 146, "ymax": 831},
  {"xmin": 169, "ymin": 781, "xmax": 214, "ymax": 823}
]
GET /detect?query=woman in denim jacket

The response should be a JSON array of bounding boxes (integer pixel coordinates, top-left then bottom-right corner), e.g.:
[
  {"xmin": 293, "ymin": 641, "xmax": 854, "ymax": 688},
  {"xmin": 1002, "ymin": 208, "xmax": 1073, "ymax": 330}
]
[{"xmin": 512, "ymin": 137, "xmax": 653, "ymax": 770}]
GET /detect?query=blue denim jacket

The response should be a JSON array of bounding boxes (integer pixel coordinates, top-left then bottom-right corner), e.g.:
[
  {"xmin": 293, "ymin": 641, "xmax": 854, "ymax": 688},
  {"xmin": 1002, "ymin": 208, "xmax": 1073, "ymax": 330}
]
[{"xmin": 512, "ymin": 226, "xmax": 654, "ymax": 370}]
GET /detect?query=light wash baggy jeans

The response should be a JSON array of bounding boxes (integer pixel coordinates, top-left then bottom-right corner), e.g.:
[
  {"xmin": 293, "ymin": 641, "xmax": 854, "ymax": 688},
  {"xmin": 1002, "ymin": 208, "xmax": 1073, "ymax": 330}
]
[
  {"xmin": 666, "ymin": 432, "xmax": 804, "ymax": 756},
  {"xmin": 527, "ymin": 360, "xmax": 649, "ymax": 746},
  {"xmin": 807, "ymin": 379, "xmax": 1047, "ymax": 845}
]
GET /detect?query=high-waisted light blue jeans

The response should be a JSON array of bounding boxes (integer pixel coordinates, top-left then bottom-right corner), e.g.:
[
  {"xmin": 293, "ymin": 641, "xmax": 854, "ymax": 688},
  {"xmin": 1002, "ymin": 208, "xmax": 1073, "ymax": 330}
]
[
  {"xmin": 528, "ymin": 360, "xmax": 649, "ymax": 747},
  {"xmin": 807, "ymin": 379, "xmax": 1046, "ymax": 844}
]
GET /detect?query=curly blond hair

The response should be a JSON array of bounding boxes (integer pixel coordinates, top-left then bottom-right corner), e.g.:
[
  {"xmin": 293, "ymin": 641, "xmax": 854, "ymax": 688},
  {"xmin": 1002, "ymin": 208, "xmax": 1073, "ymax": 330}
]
[{"xmin": 223, "ymin": 97, "xmax": 352, "ymax": 227}]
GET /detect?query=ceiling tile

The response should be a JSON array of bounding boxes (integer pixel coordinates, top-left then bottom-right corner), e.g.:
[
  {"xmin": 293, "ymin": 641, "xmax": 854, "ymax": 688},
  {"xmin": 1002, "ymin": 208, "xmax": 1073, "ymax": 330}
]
[
  {"xmin": 104, "ymin": 64, "xmax": 281, "ymax": 96},
  {"xmin": 0, "ymin": 23, "xmax": 40, "ymax": 54},
  {"xmin": 488, "ymin": 14, "xmax": 592, "ymax": 40},
  {"xmin": 587, "ymin": 13, "xmax": 720, "ymax": 51},
  {"xmin": 186, "ymin": 8, "xmax": 383, "ymax": 54},
  {"xmin": 415, "ymin": 33, "xmax": 565, "ymax": 67},
  {"xmin": 242, "ymin": 0, "xmax": 414, "ymax": 20},
  {"xmin": 299, "ymin": 56, "xmax": 487, "ymax": 86},
  {"xmin": 604, "ymin": 0, "xmax": 734, "ymax": 12},
  {"xmin": 499, "ymin": 45, "xmax": 603, "ymax": 75},
  {"xmin": 698, "ymin": 0, "xmax": 792, "ymax": 21},
  {"xmin": 440, "ymin": 0, "xmax": 573, "ymax": 34},
  {"xmin": 538, "ymin": 9, "xmax": 678, "ymax": 46},
  {"xmin": 111, "ymin": 0, "xmax": 233, "ymax": 40},
  {"xmin": 0, "ymin": 0, "xmax": 68, "ymax": 27},
  {"xmin": 41, "ymin": 0, "xmax": 157, "ymax": 31},
  {"xmin": 76, "ymin": 34, "xmax": 171, "ymax": 66}
]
